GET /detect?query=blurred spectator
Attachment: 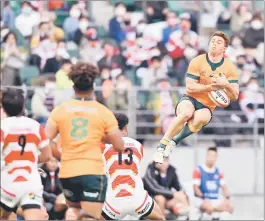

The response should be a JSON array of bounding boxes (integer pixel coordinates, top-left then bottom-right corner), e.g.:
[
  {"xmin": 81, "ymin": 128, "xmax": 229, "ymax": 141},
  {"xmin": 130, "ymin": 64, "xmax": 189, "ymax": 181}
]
[
  {"xmin": 31, "ymin": 75, "xmax": 56, "ymax": 125},
  {"xmin": 147, "ymin": 79, "xmax": 179, "ymax": 135},
  {"xmin": 73, "ymin": 15, "xmax": 91, "ymax": 45},
  {"xmin": 41, "ymin": 157, "xmax": 67, "ymax": 220},
  {"xmin": 166, "ymin": 13, "xmax": 199, "ymax": 85},
  {"xmin": 97, "ymin": 41, "xmax": 126, "ymax": 72},
  {"xmin": 2, "ymin": 2, "xmax": 16, "ymax": 29},
  {"xmin": 226, "ymin": 35, "xmax": 246, "ymax": 63},
  {"xmin": 55, "ymin": 59, "xmax": 73, "ymax": 90},
  {"xmin": 242, "ymin": 14, "xmax": 264, "ymax": 49},
  {"xmin": 105, "ymin": 74, "xmax": 132, "ymax": 110},
  {"xmin": 239, "ymin": 77, "xmax": 264, "ymax": 125},
  {"xmin": 162, "ymin": 12, "xmax": 179, "ymax": 45},
  {"xmin": 1, "ymin": 31, "xmax": 27, "ymax": 86},
  {"xmin": 48, "ymin": 12, "xmax": 65, "ymax": 42},
  {"xmin": 109, "ymin": 2, "xmax": 127, "ymax": 44},
  {"xmin": 31, "ymin": 37, "xmax": 57, "ymax": 70},
  {"xmin": 137, "ymin": 56, "xmax": 168, "ymax": 88},
  {"xmin": 43, "ymin": 40, "xmax": 70, "ymax": 74},
  {"xmin": 143, "ymin": 159, "xmax": 189, "ymax": 218},
  {"xmin": 15, "ymin": 1, "xmax": 40, "ymax": 39},
  {"xmin": 230, "ymin": 3, "xmax": 252, "ymax": 33},
  {"xmin": 63, "ymin": 4, "xmax": 81, "ymax": 40},
  {"xmin": 145, "ymin": 1, "xmax": 168, "ymax": 24},
  {"xmin": 79, "ymin": 28, "xmax": 104, "ymax": 65},
  {"xmin": 31, "ymin": 21, "xmax": 52, "ymax": 49}
]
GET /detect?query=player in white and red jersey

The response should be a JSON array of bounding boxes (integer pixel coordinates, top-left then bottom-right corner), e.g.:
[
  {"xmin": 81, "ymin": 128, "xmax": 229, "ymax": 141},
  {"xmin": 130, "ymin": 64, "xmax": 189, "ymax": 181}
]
[
  {"xmin": 101, "ymin": 113, "xmax": 165, "ymax": 220},
  {"xmin": 0, "ymin": 88, "xmax": 51, "ymax": 220}
]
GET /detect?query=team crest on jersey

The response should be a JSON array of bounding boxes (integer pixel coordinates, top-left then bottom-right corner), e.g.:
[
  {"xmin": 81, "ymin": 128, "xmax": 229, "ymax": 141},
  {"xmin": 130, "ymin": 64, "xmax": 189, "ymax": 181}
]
[{"xmin": 29, "ymin": 193, "xmax": 35, "ymax": 199}]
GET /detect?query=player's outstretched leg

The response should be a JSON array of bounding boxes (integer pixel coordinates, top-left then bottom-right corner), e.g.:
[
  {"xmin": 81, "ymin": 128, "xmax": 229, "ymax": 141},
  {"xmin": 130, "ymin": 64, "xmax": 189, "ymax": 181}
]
[
  {"xmin": 171, "ymin": 108, "xmax": 212, "ymax": 146},
  {"xmin": 153, "ymin": 100, "xmax": 195, "ymax": 163}
]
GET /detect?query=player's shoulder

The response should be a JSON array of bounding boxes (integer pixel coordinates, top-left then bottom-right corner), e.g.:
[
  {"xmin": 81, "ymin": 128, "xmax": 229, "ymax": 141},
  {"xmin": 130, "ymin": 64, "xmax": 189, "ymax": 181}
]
[
  {"xmin": 1, "ymin": 116, "xmax": 41, "ymax": 131},
  {"xmin": 191, "ymin": 54, "xmax": 206, "ymax": 64},
  {"xmin": 224, "ymin": 57, "xmax": 236, "ymax": 67}
]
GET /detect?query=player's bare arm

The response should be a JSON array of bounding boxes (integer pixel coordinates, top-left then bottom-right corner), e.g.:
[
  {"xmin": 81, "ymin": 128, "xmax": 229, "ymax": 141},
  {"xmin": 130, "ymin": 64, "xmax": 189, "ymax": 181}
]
[
  {"xmin": 193, "ymin": 184, "xmax": 204, "ymax": 198},
  {"xmin": 186, "ymin": 78, "xmax": 213, "ymax": 93},
  {"xmin": 221, "ymin": 184, "xmax": 231, "ymax": 200},
  {"xmin": 103, "ymin": 129, "xmax": 125, "ymax": 151},
  {"xmin": 38, "ymin": 146, "xmax": 52, "ymax": 163}
]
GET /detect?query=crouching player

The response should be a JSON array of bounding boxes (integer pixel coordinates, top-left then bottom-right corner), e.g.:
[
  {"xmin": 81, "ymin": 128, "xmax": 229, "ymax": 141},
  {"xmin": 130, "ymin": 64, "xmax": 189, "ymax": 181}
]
[
  {"xmin": 101, "ymin": 113, "xmax": 165, "ymax": 220},
  {"xmin": 192, "ymin": 147, "xmax": 233, "ymax": 219}
]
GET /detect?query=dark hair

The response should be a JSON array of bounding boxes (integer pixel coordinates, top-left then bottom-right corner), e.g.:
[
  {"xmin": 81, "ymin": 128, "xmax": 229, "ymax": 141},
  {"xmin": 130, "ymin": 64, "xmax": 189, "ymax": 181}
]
[
  {"xmin": 114, "ymin": 2, "xmax": 125, "ymax": 8},
  {"xmin": 21, "ymin": 1, "xmax": 32, "ymax": 8},
  {"xmin": 151, "ymin": 56, "xmax": 162, "ymax": 63},
  {"xmin": 2, "ymin": 88, "xmax": 25, "ymax": 117},
  {"xmin": 3, "ymin": 31, "xmax": 17, "ymax": 43},
  {"xmin": 114, "ymin": 113, "xmax": 129, "ymax": 130},
  {"xmin": 61, "ymin": 59, "xmax": 72, "ymax": 66},
  {"xmin": 68, "ymin": 62, "xmax": 99, "ymax": 92},
  {"xmin": 207, "ymin": 147, "xmax": 217, "ymax": 153}
]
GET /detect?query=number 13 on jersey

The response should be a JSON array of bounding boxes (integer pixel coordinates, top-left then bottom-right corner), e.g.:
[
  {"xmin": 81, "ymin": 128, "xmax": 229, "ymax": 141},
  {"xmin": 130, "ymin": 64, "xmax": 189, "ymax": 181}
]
[{"xmin": 70, "ymin": 118, "xmax": 88, "ymax": 140}]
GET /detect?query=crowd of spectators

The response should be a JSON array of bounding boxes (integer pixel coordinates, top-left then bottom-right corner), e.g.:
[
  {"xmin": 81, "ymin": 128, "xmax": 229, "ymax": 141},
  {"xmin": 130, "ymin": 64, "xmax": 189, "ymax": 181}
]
[
  {"xmin": 1, "ymin": 1, "xmax": 264, "ymax": 219},
  {"xmin": 1, "ymin": 0, "xmax": 264, "ymax": 142}
]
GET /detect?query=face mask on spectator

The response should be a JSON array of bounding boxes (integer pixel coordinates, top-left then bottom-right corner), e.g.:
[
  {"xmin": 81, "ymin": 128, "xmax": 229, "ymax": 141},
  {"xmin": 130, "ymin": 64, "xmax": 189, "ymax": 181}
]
[
  {"xmin": 168, "ymin": 17, "xmax": 178, "ymax": 26},
  {"xmin": 102, "ymin": 70, "xmax": 110, "ymax": 79},
  {"xmin": 232, "ymin": 38, "xmax": 242, "ymax": 47},
  {"xmin": 251, "ymin": 20, "xmax": 263, "ymax": 30},
  {"xmin": 70, "ymin": 9, "xmax": 81, "ymax": 18},
  {"xmin": 150, "ymin": 48, "xmax": 161, "ymax": 57},
  {"xmin": 115, "ymin": 6, "xmax": 126, "ymax": 17},
  {"xmin": 136, "ymin": 23, "xmax": 147, "ymax": 35},
  {"xmin": 45, "ymin": 81, "xmax": 56, "ymax": 95},
  {"xmin": 21, "ymin": 7, "xmax": 32, "ymax": 16},
  {"xmin": 79, "ymin": 21, "xmax": 89, "ymax": 32},
  {"xmin": 247, "ymin": 82, "xmax": 259, "ymax": 92}
]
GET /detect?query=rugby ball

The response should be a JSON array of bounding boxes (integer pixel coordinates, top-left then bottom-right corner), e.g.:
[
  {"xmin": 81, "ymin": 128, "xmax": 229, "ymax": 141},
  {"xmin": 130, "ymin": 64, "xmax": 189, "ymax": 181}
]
[{"xmin": 208, "ymin": 89, "xmax": 230, "ymax": 108}]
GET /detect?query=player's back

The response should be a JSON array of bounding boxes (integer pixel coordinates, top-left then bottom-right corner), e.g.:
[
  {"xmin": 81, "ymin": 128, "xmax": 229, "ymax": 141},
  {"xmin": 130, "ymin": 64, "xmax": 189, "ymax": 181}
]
[
  {"xmin": 1, "ymin": 116, "xmax": 47, "ymax": 184},
  {"xmin": 102, "ymin": 137, "xmax": 144, "ymax": 198},
  {"xmin": 49, "ymin": 98, "xmax": 118, "ymax": 178}
]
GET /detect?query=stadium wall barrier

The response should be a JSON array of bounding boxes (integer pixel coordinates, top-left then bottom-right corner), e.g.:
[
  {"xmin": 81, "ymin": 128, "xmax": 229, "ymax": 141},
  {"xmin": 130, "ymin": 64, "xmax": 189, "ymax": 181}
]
[{"xmin": 139, "ymin": 147, "xmax": 264, "ymax": 196}]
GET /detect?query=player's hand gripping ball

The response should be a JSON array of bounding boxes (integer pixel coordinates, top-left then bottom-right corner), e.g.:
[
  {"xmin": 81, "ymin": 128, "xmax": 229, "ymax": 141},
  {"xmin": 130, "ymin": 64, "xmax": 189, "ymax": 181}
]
[{"xmin": 208, "ymin": 89, "xmax": 230, "ymax": 108}]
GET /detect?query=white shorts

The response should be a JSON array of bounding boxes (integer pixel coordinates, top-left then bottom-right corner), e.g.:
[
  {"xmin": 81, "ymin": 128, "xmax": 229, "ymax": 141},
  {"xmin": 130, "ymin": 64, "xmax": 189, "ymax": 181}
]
[
  {"xmin": 194, "ymin": 197, "xmax": 222, "ymax": 209},
  {"xmin": 0, "ymin": 174, "xmax": 43, "ymax": 212},
  {"xmin": 102, "ymin": 190, "xmax": 154, "ymax": 220}
]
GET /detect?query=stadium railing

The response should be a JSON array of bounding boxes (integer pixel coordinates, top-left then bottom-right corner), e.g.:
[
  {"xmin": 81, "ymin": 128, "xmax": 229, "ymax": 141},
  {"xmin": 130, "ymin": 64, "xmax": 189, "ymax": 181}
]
[{"xmin": 3, "ymin": 85, "xmax": 264, "ymax": 147}]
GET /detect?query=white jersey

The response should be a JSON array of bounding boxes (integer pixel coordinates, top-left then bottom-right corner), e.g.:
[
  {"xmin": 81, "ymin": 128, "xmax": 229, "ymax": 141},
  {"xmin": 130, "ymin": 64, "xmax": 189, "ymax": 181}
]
[
  {"xmin": 102, "ymin": 137, "xmax": 144, "ymax": 198},
  {"xmin": 102, "ymin": 137, "xmax": 154, "ymax": 220},
  {"xmin": 0, "ymin": 116, "xmax": 48, "ymax": 210}
]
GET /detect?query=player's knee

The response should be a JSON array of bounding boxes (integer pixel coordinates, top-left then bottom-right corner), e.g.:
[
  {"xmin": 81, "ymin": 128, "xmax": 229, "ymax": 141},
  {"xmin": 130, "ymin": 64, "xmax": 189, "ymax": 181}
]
[
  {"xmin": 173, "ymin": 191, "xmax": 187, "ymax": 201},
  {"xmin": 178, "ymin": 112, "xmax": 193, "ymax": 122},
  {"xmin": 201, "ymin": 201, "xmax": 213, "ymax": 215},
  {"xmin": 154, "ymin": 195, "xmax": 166, "ymax": 205},
  {"xmin": 226, "ymin": 203, "xmax": 233, "ymax": 213}
]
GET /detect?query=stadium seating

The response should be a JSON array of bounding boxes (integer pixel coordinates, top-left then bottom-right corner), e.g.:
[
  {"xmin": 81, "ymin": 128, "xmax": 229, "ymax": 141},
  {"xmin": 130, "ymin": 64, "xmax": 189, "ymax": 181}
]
[{"xmin": 19, "ymin": 65, "xmax": 40, "ymax": 86}]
